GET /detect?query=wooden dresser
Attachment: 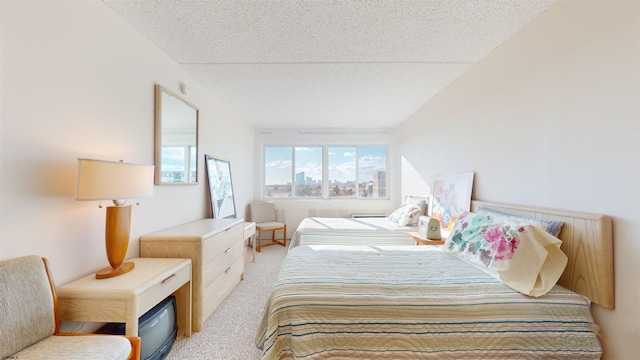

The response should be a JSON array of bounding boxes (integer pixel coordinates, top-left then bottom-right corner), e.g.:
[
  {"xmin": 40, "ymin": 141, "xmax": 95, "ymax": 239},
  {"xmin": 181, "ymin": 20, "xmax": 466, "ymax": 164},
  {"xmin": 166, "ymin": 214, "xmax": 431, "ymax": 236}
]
[{"xmin": 140, "ymin": 218, "xmax": 245, "ymax": 332}]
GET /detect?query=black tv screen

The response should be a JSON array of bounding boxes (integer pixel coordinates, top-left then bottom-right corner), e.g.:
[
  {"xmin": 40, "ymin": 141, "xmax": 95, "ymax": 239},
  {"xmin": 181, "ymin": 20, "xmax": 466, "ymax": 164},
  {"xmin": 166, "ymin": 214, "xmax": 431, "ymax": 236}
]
[{"xmin": 97, "ymin": 295, "xmax": 177, "ymax": 360}]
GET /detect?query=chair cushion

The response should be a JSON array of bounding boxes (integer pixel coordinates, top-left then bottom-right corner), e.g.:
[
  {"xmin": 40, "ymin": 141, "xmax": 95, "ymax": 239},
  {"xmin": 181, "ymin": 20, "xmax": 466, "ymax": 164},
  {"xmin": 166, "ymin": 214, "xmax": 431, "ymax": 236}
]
[
  {"xmin": 256, "ymin": 221, "xmax": 285, "ymax": 231},
  {"xmin": 0, "ymin": 255, "xmax": 56, "ymax": 358},
  {"xmin": 11, "ymin": 335, "xmax": 132, "ymax": 360}
]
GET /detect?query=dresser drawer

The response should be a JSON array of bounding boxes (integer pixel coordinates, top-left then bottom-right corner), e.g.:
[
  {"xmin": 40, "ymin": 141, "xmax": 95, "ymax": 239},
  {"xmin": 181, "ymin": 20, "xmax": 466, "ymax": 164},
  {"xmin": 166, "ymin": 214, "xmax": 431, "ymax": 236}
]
[
  {"xmin": 202, "ymin": 241, "xmax": 243, "ymax": 289},
  {"xmin": 202, "ymin": 257, "xmax": 244, "ymax": 319},
  {"xmin": 137, "ymin": 261, "xmax": 191, "ymax": 316},
  {"xmin": 202, "ymin": 224, "xmax": 243, "ymax": 264}
]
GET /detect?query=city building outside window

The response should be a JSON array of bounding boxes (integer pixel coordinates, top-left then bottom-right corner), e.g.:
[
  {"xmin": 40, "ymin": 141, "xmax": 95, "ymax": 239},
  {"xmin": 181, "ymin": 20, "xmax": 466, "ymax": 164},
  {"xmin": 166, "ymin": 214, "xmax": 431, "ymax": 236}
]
[{"xmin": 264, "ymin": 145, "xmax": 387, "ymax": 199}]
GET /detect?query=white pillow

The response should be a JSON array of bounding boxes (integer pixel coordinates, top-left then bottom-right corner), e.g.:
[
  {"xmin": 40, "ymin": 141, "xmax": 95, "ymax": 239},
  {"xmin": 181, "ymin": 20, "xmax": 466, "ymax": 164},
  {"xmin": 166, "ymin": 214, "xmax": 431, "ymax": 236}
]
[
  {"xmin": 404, "ymin": 196, "xmax": 427, "ymax": 225},
  {"xmin": 387, "ymin": 203, "xmax": 422, "ymax": 226}
]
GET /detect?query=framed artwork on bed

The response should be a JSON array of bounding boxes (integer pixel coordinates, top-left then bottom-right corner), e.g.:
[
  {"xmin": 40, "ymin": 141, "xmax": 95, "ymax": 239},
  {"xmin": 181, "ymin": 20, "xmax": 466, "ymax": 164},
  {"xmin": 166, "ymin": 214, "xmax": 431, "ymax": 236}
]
[
  {"xmin": 429, "ymin": 172, "xmax": 474, "ymax": 236},
  {"xmin": 205, "ymin": 154, "xmax": 236, "ymax": 219}
]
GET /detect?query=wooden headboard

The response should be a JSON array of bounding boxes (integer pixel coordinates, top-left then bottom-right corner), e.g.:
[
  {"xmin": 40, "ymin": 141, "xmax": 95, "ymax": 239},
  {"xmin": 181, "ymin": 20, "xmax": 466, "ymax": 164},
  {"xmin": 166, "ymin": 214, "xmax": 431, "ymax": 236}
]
[{"xmin": 471, "ymin": 200, "xmax": 614, "ymax": 309}]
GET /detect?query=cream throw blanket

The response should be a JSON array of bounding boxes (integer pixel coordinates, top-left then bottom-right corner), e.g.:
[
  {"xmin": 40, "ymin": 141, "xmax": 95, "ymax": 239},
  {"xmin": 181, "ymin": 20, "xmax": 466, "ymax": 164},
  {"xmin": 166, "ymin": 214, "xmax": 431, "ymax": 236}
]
[{"xmin": 443, "ymin": 211, "xmax": 568, "ymax": 296}]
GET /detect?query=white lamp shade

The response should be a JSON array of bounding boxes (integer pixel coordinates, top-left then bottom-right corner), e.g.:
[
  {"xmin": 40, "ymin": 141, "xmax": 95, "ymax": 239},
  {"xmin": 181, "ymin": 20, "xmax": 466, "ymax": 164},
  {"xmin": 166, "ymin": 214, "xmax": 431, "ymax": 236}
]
[{"xmin": 76, "ymin": 158, "xmax": 154, "ymax": 201}]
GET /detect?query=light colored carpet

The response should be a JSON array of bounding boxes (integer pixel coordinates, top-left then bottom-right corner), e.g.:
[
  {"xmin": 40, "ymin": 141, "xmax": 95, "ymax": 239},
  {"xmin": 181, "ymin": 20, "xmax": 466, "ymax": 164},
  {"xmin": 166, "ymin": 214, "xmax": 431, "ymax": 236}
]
[{"xmin": 168, "ymin": 244, "xmax": 288, "ymax": 360}]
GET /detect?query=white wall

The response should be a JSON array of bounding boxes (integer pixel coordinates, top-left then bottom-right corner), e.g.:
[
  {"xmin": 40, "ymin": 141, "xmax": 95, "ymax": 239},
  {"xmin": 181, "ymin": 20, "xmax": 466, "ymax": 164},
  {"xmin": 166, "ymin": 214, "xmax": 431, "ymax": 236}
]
[
  {"xmin": 2, "ymin": 0, "xmax": 637, "ymax": 357},
  {"xmin": 0, "ymin": 1, "xmax": 253, "ymax": 284},
  {"xmin": 397, "ymin": 1, "xmax": 639, "ymax": 359},
  {"xmin": 252, "ymin": 128, "xmax": 403, "ymax": 236}
]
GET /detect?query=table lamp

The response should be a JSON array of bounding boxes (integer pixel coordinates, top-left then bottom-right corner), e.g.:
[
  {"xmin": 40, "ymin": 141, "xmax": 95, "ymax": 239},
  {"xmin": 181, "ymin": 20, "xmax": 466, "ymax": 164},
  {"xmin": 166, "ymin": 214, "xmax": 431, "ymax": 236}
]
[{"xmin": 75, "ymin": 158, "xmax": 154, "ymax": 279}]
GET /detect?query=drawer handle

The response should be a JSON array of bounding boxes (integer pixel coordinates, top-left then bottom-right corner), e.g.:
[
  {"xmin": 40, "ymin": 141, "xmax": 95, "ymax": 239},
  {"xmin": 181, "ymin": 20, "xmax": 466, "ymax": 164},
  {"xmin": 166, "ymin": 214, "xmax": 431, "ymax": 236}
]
[
  {"xmin": 225, "ymin": 267, "xmax": 232, "ymax": 274},
  {"xmin": 224, "ymin": 247, "xmax": 232, "ymax": 253},
  {"xmin": 162, "ymin": 274, "xmax": 176, "ymax": 283},
  {"xmin": 225, "ymin": 227, "xmax": 232, "ymax": 232}
]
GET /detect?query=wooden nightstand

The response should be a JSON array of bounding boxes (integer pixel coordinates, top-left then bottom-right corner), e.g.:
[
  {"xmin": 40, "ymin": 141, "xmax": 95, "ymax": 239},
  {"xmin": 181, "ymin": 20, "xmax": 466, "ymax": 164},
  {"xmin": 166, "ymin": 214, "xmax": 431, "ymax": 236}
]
[
  {"xmin": 407, "ymin": 231, "xmax": 445, "ymax": 246},
  {"xmin": 57, "ymin": 257, "xmax": 192, "ymax": 337}
]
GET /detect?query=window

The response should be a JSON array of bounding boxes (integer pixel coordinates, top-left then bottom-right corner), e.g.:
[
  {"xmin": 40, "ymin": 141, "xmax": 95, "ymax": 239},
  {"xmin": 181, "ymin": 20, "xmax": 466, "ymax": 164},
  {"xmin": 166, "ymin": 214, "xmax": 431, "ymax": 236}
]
[
  {"xmin": 357, "ymin": 146, "xmax": 387, "ymax": 198},
  {"xmin": 294, "ymin": 147, "xmax": 323, "ymax": 197},
  {"xmin": 264, "ymin": 145, "xmax": 387, "ymax": 199},
  {"xmin": 264, "ymin": 146, "xmax": 292, "ymax": 198},
  {"xmin": 328, "ymin": 146, "xmax": 356, "ymax": 198}
]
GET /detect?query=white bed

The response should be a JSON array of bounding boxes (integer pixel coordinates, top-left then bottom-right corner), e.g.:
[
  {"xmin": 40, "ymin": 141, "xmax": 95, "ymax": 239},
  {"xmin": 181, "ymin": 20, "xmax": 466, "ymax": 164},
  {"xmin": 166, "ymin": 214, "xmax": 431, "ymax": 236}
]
[
  {"xmin": 289, "ymin": 216, "xmax": 416, "ymax": 247},
  {"xmin": 289, "ymin": 195, "xmax": 428, "ymax": 247},
  {"xmin": 257, "ymin": 200, "xmax": 614, "ymax": 359}
]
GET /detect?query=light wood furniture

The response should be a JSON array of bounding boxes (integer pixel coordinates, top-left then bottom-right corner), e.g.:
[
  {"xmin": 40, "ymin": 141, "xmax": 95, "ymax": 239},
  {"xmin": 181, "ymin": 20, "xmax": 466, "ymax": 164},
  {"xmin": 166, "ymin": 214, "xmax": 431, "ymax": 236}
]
[
  {"xmin": 1, "ymin": 256, "xmax": 141, "ymax": 360},
  {"xmin": 470, "ymin": 200, "xmax": 614, "ymax": 309},
  {"xmin": 248, "ymin": 202, "xmax": 286, "ymax": 252},
  {"xmin": 244, "ymin": 221, "xmax": 256, "ymax": 263},
  {"xmin": 57, "ymin": 257, "xmax": 192, "ymax": 338},
  {"xmin": 407, "ymin": 231, "xmax": 445, "ymax": 246},
  {"xmin": 139, "ymin": 218, "xmax": 245, "ymax": 332}
]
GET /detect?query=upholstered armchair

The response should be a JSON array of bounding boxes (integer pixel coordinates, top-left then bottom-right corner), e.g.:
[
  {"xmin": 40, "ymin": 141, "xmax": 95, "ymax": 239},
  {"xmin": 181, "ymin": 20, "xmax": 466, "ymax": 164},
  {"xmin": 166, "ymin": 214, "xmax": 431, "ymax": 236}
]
[{"xmin": 0, "ymin": 255, "xmax": 140, "ymax": 360}]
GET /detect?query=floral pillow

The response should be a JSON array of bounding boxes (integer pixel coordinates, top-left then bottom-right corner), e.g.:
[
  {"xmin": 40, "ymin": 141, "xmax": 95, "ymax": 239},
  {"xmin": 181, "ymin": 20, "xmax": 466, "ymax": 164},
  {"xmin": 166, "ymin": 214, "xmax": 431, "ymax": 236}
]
[
  {"xmin": 404, "ymin": 196, "xmax": 427, "ymax": 225},
  {"xmin": 387, "ymin": 203, "xmax": 422, "ymax": 226},
  {"xmin": 443, "ymin": 211, "xmax": 568, "ymax": 297},
  {"xmin": 475, "ymin": 207, "xmax": 563, "ymax": 237}
]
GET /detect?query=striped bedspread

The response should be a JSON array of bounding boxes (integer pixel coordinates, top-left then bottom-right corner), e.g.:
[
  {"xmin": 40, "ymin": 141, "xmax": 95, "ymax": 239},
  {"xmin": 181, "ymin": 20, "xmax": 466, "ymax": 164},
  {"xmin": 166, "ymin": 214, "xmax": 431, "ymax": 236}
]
[
  {"xmin": 256, "ymin": 245, "xmax": 602, "ymax": 359},
  {"xmin": 289, "ymin": 217, "xmax": 416, "ymax": 248}
]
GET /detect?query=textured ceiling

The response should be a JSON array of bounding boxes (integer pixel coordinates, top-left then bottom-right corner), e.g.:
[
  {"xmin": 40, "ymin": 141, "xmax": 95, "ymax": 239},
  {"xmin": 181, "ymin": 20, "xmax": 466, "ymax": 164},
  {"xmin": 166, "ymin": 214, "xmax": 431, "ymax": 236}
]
[{"xmin": 102, "ymin": 0, "xmax": 555, "ymax": 129}]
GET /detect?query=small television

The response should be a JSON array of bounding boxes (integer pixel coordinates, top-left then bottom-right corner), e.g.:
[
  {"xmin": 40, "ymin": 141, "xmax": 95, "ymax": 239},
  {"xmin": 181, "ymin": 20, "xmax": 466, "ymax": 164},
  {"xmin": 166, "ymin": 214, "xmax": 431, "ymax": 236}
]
[{"xmin": 96, "ymin": 295, "xmax": 178, "ymax": 360}]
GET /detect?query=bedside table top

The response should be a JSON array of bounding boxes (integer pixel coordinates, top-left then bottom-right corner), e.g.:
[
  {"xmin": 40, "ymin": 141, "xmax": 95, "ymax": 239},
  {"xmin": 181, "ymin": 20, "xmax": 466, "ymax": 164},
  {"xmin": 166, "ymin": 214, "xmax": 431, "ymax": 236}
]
[
  {"xmin": 407, "ymin": 231, "xmax": 445, "ymax": 245},
  {"xmin": 58, "ymin": 257, "xmax": 191, "ymax": 293},
  {"xmin": 56, "ymin": 257, "xmax": 193, "ymax": 337}
]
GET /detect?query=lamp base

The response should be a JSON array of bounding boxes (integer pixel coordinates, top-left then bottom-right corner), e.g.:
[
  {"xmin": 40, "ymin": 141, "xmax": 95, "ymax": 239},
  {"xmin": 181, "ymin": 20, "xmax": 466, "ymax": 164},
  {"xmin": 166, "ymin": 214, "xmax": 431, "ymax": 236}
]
[{"xmin": 96, "ymin": 261, "xmax": 135, "ymax": 279}]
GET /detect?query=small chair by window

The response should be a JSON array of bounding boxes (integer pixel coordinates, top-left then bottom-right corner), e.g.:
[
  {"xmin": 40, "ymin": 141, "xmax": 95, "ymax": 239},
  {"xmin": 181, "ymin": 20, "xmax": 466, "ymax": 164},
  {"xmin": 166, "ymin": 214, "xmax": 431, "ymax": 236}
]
[{"xmin": 248, "ymin": 202, "xmax": 286, "ymax": 252}]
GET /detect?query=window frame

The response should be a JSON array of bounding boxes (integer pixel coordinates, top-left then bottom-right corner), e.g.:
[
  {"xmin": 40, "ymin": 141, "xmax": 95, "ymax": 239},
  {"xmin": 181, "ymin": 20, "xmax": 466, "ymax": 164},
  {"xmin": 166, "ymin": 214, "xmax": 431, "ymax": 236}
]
[{"xmin": 263, "ymin": 144, "xmax": 389, "ymax": 200}]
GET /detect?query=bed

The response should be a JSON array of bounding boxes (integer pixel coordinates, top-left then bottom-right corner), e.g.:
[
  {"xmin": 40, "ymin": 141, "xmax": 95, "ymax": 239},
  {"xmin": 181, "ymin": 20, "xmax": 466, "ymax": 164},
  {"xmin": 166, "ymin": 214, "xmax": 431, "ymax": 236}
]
[
  {"xmin": 289, "ymin": 195, "xmax": 428, "ymax": 248},
  {"xmin": 289, "ymin": 216, "xmax": 417, "ymax": 247},
  {"xmin": 256, "ymin": 201, "xmax": 614, "ymax": 359}
]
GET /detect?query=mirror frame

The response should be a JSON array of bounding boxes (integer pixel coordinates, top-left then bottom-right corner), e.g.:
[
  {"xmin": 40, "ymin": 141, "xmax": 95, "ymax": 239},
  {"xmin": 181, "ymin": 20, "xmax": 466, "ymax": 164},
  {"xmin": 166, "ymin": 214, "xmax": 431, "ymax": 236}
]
[{"xmin": 154, "ymin": 84, "xmax": 199, "ymax": 185}]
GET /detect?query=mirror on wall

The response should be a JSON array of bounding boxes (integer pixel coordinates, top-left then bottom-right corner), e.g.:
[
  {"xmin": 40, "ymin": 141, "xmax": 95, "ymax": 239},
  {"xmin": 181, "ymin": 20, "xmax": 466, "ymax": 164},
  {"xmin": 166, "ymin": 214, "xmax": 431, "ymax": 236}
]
[{"xmin": 154, "ymin": 84, "xmax": 199, "ymax": 185}]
